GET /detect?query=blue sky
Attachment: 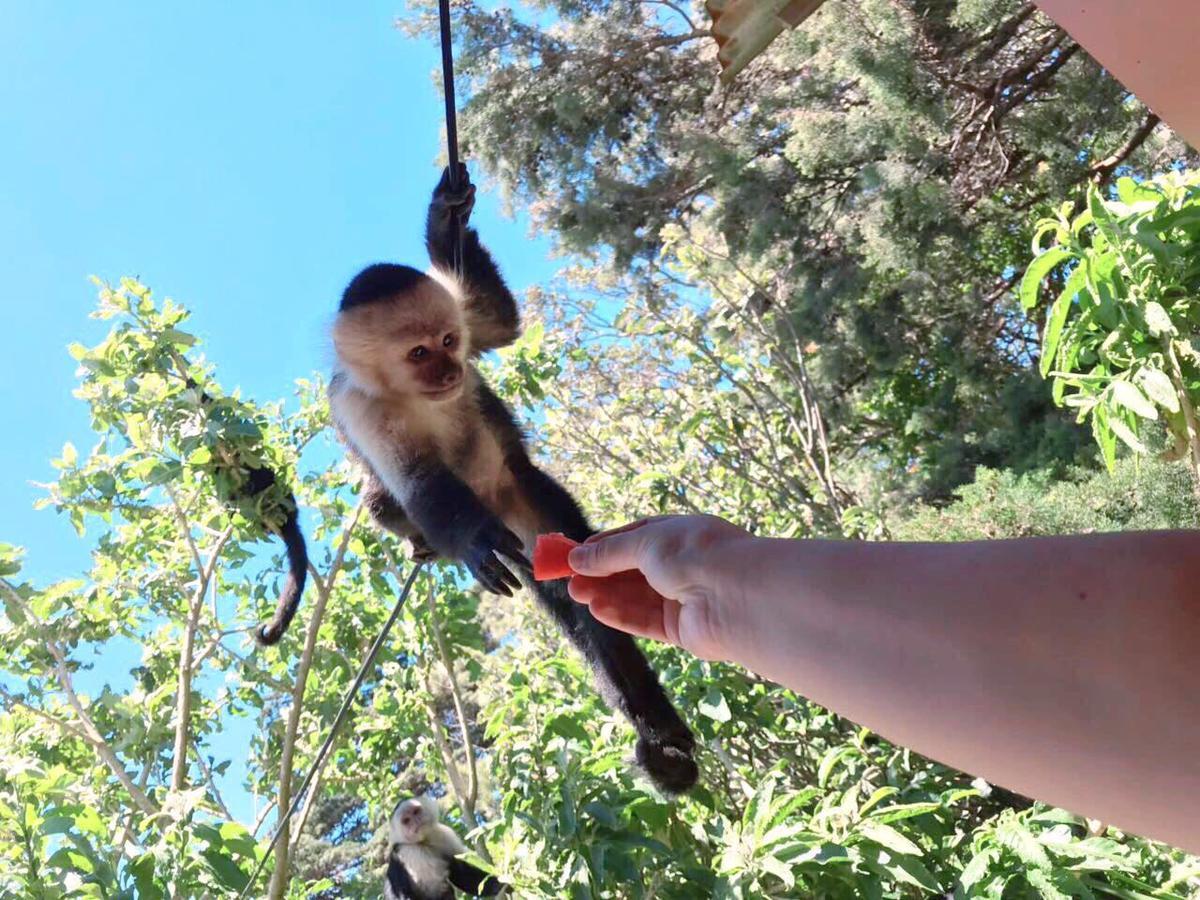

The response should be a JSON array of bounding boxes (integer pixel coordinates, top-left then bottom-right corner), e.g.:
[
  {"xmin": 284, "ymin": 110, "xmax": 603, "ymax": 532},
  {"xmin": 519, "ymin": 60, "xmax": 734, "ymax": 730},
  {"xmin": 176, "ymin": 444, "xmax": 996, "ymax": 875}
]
[
  {"xmin": 1, "ymin": 2, "xmax": 557, "ymax": 826},
  {"xmin": 1, "ymin": 2, "xmax": 558, "ymax": 579}
]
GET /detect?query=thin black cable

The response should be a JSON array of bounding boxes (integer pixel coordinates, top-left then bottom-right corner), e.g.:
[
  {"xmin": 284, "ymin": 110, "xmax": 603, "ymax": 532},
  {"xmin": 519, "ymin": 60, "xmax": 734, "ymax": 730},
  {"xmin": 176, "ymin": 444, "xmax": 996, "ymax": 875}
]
[
  {"xmin": 438, "ymin": 0, "xmax": 465, "ymax": 275},
  {"xmin": 236, "ymin": 560, "xmax": 427, "ymax": 899}
]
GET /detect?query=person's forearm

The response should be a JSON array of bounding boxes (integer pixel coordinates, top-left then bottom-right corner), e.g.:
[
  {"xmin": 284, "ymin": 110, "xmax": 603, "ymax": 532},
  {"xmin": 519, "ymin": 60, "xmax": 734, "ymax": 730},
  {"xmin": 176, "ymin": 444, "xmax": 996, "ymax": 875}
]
[{"xmin": 721, "ymin": 531, "xmax": 1200, "ymax": 853}]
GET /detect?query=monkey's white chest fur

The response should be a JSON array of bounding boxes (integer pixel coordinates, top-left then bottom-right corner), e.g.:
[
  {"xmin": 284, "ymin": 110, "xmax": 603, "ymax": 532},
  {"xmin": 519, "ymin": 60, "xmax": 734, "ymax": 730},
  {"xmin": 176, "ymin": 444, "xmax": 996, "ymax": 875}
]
[
  {"xmin": 330, "ymin": 369, "xmax": 513, "ymax": 517},
  {"xmin": 393, "ymin": 843, "xmax": 450, "ymax": 887}
]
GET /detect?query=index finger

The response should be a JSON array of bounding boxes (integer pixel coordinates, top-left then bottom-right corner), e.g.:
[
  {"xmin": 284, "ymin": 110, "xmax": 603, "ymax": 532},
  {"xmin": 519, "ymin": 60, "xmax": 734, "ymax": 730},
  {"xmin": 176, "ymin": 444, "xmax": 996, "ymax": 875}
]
[{"xmin": 583, "ymin": 515, "xmax": 673, "ymax": 544}]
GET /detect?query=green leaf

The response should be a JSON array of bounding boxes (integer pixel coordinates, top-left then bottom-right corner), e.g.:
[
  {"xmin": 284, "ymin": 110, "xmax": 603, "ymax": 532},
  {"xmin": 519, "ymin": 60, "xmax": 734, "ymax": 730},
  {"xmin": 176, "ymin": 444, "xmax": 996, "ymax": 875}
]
[
  {"xmin": 874, "ymin": 851, "xmax": 941, "ymax": 892},
  {"xmin": 996, "ymin": 820, "xmax": 1051, "ymax": 869},
  {"xmin": 127, "ymin": 854, "xmax": 164, "ymax": 900},
  {"xmin": 958, "ymin": 847, "xmax": 998, "ymax": 889},
  {"xmin": 1148, "ymin": 206, "xmax": 1200, "ymax": 234},
  {"xmin": 546, "ymin": 714, "xmax": 590, "ymax": 743},
  {"xmin": 1092, "ymin": 405, "xmax": 1118, "ymax": 471},
  {"xmin": 697, "ymin": 687, "xmax": 731, "ymax": 723},
  {"xmin": 582, "ymin": 801, "xmax": 618, "ymax": 829},
  {"xmin": 1026, "ymin": 868, "xmax": 1071, "ymax": 900},
  {"xmin": 203, "ymin": 847, "xmax": 251, "ymax": 891},
  {"xmin": 759, "ymin": 854, "xmax": 796, "ymax": 889},
  {"xmin": 161, "ymin": 327, "xmax": 197, "ymax": 347},
  {"xmin": 858, "ymin": 786, "xmax": 899, "ymax": 816},
  {"xmin": 856, "ymin": 820, "xmax": 922, "ymax": 856},
  {"xmin": 869, "ymin": 802, "xmax": 940, "ymax": 823},
  {"xmin": 1109, "ymin": 380, "xmax": 1158, "ymax": 420},
  {"xmin": 1041, "ymin": 263, "xmax": 1085, "ymax": 377},
  {"xmin": 1136, "ymin": 367, "xmax": 1179, "ymax": 412},
  {"xmin": 1020, "ymin": 248, "xmax": 1071, "ymax": 311},
  {"xmin": 1108, "ymin": 416, "xmax": 1147, "ymax": 454},
  {"xmin": 816, "ymin": 745, "xmax": 856, "ymax": 788},
  {"xmin": 1144, "ymin": 301, "xmax": 1176, "ymax": 338}
]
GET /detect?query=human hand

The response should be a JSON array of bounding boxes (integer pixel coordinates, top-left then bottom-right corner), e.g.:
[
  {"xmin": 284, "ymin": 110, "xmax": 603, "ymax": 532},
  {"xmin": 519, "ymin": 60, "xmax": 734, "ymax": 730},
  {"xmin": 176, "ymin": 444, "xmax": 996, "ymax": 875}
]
[{"xmin": 566, "ymin": 515, "xmax": 753, "ymax": 661}]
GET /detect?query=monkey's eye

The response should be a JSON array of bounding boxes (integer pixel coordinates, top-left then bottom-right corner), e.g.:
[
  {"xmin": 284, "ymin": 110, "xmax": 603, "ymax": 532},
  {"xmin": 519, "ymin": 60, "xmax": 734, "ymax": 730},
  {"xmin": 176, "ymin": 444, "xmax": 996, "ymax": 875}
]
[
  {"xmin": 409, "ymin": 346, "xmax": 428, "ymax": 361},
  {"xmin": 443, "ymin": 333, "xmax": 456, "ymax": 348}
]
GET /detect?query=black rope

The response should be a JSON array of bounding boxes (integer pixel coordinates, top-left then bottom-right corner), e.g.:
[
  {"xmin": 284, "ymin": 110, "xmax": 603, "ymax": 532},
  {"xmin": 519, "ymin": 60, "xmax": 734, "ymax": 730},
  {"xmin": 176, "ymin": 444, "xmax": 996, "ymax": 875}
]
[
  {"xmin": 438, "ymin": 0, "xmax": 465, "ymax": 275},
  {"xmin": 236, "ymin": 560, "xmax": 427, "ymax": 899}
]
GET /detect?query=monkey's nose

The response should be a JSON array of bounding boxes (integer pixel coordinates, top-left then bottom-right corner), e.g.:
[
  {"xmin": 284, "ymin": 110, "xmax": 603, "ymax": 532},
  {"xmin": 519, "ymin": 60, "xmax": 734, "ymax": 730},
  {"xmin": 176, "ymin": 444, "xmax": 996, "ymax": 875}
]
[{"xmin": 442, "ymin": 371, "xmax": 461, "ymax": 387}]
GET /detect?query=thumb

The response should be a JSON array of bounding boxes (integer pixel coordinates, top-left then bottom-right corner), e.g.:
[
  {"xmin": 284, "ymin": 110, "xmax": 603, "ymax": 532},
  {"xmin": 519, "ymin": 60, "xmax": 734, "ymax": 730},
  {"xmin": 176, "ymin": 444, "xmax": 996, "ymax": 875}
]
[{"xmin": 568, "ymin": 529, "xmax": 646, "ymax": 577}]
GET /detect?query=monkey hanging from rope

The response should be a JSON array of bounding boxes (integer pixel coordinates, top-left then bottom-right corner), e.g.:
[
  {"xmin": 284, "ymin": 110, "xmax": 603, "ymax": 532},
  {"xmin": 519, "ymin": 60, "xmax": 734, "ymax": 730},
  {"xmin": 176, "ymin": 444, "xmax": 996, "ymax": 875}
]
[{"xmin": 303, "ymin": 165, "xmax": 698, "ymax": 795}]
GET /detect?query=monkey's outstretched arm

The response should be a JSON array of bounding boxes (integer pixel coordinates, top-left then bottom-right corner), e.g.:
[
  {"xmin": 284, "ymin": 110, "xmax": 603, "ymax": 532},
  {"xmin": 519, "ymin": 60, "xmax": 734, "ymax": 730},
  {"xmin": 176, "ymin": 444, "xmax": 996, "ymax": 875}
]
[
  {"xmin": 371, "ymin": 451, "xmax": 529, "ymax": 597},
  {"xmin": 426, "ymin": 164, "xmax": 520, "ymax": 355},
  {"xmin": 447, "ymin": 858, "xmax": 506, "ymax": 896}
]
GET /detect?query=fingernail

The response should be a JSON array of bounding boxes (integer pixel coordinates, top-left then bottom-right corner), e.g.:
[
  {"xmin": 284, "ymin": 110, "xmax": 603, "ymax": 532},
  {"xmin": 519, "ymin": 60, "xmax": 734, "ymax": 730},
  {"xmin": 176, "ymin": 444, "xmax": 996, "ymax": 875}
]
[{"xmin": 568, "ymin": 545, "xmax": 591, "ymax": 570}]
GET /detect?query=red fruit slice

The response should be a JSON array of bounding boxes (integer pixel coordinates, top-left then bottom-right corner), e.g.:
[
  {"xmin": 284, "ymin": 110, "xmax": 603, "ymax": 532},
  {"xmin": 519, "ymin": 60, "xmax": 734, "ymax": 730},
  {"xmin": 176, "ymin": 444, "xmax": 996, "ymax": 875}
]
[{"xmin": 533, "ymin": 532, "xmax": 579, "ymax": 581}]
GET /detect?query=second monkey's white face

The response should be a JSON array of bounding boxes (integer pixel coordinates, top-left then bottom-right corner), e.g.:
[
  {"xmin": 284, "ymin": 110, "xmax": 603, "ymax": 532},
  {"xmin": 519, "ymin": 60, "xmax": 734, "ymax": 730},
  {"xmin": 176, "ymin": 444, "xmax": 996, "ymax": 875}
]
[{"xmin": 390, "ymin": 797, "xmax": 439, "ymax": 844}]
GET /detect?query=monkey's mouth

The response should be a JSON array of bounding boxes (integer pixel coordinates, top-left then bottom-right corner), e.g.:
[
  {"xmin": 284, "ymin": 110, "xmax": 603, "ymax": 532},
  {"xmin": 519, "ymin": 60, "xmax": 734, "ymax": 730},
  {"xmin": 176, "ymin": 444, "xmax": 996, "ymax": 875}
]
[{"xmin": 422, "ymin": 383, "xmax": 462, "ymax": 400}]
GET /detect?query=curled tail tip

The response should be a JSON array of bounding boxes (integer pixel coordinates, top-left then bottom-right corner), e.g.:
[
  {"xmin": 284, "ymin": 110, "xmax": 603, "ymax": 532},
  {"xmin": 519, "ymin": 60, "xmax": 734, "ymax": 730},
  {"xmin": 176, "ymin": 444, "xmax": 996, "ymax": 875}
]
[
  {"xmin": 636, "ymin": 737, "xmax": 699, "ymax": 795},
  {"xmin": 256, "ymin": 575, "xmax": 303, "ymax": 646}
]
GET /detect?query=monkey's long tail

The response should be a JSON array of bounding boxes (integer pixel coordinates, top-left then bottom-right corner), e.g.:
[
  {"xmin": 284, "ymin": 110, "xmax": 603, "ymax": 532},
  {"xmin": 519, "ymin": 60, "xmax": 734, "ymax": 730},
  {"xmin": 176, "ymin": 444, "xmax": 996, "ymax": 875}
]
[
  {"xmin": 256, "ymin": 503, "xmax": 308, "ymax": 645},
  {"xmin": 536, "ymin": 577, "xmax": 699, "ymax": 795}
]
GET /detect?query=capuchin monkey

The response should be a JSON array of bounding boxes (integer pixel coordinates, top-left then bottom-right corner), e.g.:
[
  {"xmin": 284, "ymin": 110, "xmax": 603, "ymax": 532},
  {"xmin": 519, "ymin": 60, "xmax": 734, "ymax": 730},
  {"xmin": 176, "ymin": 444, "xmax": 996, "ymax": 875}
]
[
  {"xmin": 327, "ymin": 165, "xmax": 698, "ymax": 795},
  {"xmin": 185, "ymin": 380, "xmax": 307, "ymax": 645},
  {"xmin": 385, "ymin": 796, "xmax": 505, "ymax": 900}
]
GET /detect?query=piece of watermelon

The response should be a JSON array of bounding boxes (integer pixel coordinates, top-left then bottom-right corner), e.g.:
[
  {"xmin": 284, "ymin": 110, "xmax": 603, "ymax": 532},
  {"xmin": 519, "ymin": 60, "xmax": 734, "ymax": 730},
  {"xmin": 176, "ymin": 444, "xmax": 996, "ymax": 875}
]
[{"xmin": 533, "ymin": 532, "xmax": 580, "ymax": 581}]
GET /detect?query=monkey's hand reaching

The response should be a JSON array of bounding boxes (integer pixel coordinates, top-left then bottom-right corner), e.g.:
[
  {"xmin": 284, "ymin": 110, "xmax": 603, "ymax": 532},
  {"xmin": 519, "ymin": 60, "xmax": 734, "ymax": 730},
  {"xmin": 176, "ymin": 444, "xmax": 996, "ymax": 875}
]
[{"xmin": 461, "ymin": 515, "xmax": 530, "ymax": 598}]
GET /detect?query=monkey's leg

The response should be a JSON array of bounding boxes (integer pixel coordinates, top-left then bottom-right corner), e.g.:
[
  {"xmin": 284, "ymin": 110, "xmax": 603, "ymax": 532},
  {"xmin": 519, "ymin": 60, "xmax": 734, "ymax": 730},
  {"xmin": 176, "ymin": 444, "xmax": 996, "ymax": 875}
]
[{"xmin": 506, "ymin": 461, "xmax": 698, "ymax": 794}]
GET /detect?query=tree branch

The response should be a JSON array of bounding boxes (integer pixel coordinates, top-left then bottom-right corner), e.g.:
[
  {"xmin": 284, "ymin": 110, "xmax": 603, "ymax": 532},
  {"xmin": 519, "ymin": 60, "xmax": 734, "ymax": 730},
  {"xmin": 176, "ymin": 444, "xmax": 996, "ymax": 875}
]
[
  {"xmin": 1, "ymin": 582, "xmax": 159, "ymax": 817},
  {"xmin": 1089, "ymin": 113, "xmax": 1162, "ymax": 184},
  {"xmin": 267, "ymin": 501, "xmax": 363, "ymax": 900},
  {"xmin": 423, "ymin": 577, "xmax": 482, "ymax": 833},
  {"xmin": 194, "ymin": 739, "xmax": 234, "ymax": 821},
  {"xmin": 171, "ymin": 523, "xmax": 235, "ymax": 793}
]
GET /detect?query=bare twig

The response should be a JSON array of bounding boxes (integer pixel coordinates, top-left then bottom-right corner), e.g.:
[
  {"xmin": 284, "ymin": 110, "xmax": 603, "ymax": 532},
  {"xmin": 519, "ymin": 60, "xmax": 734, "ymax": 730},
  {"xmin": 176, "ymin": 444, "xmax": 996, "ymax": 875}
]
[
  {"xmin": 194, "ymin": 739, "xmax": 234, "ymax": 820},
  {"xmin": 1089, "ymin": 113, "xmax": 1162, "ymax": 184},
  {"xmin": 267, "ymin": 501, "xmax": 363, "ymax": 900},
  {"xmin": 171, "ymin": 523, "xmax": 235, "ymax": 793},
  {"xmin": 1, "ymin": 582, "xmax": 158, "ymax": 817},
  {"xmin": 423, "ymin": 578, "xmax": 482, "ymax": 830}
]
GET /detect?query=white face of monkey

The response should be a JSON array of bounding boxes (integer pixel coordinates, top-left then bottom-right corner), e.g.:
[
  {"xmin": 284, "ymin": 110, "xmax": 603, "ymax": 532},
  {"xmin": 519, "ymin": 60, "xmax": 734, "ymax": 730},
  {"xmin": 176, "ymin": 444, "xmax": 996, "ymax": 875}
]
[
  {"xmin": 390, "ymin": 796, "xmax": 439, "ymax": 845},
  {"xmin": 332, "ymin": 279, "xmax": 467, "ymax": 401}
]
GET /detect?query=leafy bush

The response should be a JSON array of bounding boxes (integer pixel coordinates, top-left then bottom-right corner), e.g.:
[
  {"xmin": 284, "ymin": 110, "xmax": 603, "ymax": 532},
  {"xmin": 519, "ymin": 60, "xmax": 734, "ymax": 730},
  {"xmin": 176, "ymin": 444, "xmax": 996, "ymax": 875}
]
[
  {"xmin": 3, "ymin": 283, "xmax": 1198, "ymax": 899},
  {"xmin": 1023, "ymin": 170, "xmax": 1200, "ymax": 488}
]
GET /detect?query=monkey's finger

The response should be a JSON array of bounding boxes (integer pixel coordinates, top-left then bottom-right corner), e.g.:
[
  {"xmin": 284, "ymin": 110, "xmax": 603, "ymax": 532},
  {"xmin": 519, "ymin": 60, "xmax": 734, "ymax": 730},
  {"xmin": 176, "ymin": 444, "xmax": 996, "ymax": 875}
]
[
  {"xmin": 480, "ymin": 557, "xmax": 517, "ymax": 596},
  {"xmin": 477, "ymin": 567, "xmax": 513, "ymax": 597},
  {"xmin": 497, "ymin": 539, "xmax": 532, "ymax": 572},
  {"xmin": 488, "ymin": 554, "xmax": 523, "ymax": 592}
]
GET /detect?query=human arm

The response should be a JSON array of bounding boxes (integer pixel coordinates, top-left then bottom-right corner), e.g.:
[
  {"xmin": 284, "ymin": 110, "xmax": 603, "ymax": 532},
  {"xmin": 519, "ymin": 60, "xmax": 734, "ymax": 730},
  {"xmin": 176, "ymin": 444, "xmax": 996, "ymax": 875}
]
[{"xmin": 566, "ymin": 515, "xmax": 1200, "ymax": 854}]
